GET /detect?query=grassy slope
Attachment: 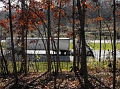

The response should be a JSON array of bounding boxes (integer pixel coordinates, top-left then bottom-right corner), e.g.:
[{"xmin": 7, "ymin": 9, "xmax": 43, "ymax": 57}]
[
  {"xmin": 70, "ymin": 42, "xmax": 120, "ymax": 50},
  {"xmin": 88, "ymin": 43, "xmax": 120, "ymax": 50}
]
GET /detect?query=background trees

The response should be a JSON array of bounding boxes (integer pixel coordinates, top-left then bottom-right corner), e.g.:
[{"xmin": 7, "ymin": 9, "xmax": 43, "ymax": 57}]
[{"xmin": 0, "ymin": 0, "xmax": 119, "ymax": 88}]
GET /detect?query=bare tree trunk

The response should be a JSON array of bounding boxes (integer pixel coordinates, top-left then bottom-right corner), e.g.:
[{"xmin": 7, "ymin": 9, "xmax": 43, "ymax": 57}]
[
  {"xmin": 77, "ymin": 0, "xmax": 89, "ymax": 88},
  {"xmin": 0, "ymin": 57, "xmax": 4, "ymax": 74},
  {"xmin": 72, "ymin": 0, "xmax": 76, "ymax": 72},
  {"xmin": 96, "ymin": 1, "xmax": 102, "ymax": 62},
  {"xmin": 77, "ymin": 42, "xmax": 81, "ymax": 69},
  {"xmin": 106, "ymin": 22, "xmax": 114, "ymax": 55},
  {"xmin": 47, "ymin": 0, "xmax": 51, "ymax": 72},
  {"xmin": 113, "ymin": 0, "xmax": 116, "ymax": 88},
  {"xmin": 19, "ymin": 0, "xmax": 27, "ymax": 75},
  {"xmin": 56, "ymin": 1, "xmax": 61, "ymax": 73},
  {"xmin": 8, "ymin": 0, "xmax": 18, "ymax": 84},
  {"xmin": 25, "ymin": 28, "xmax": 28, "ymax": 75},
  {"xmin": 99, "ymin": 20, "xmax": 102, "ymax": 62}
]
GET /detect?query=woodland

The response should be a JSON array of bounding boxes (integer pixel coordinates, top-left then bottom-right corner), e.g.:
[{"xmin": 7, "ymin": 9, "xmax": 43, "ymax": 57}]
[{"xmin": 0, "ymin": 0, "xmax": 120, "ymax": 89}]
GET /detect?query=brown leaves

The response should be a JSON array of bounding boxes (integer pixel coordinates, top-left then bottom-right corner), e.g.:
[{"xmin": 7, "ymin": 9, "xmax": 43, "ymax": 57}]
[
  {"xmin": 50, "ymin": 2, "xmax": 55, "ymax": 10},
  {"xmin": 116, "ymin": 11, "xmax": 120, "ymax": 15},
  {"xmin": 0, "ymin": 0, "xmax": 47, "ymax": 34},
  {"xmin": 86, "ymin": 2, "xmax": 99, "ymax": 12},
  {"xmin": 16, "ymin": 1, "xmax": 46, "ymax": 30},
  {"xmin": 0, "ymin": 20, "xmax": 7, "ymax": 27},
  {"xmin": 81, "ymin": 0, "xmax": 86, "ymax": 5},
  {"xmin": 19, "ymin": 20, "xmax": 24, "ymax": 26},
  {"xmin": 86, "ymin": 16, "xmax": 104, "ymax": 24},
  {"xmin": 67, "ymin": 32, "xmax": 73, "ymax": 37},
  {"xmin": 54, "ymin": 12, "xmax": 59, "ymax": 18},
  {"xmin": 0, "ymin": 19, "xmax": 9, "ymax": 30},
  {"xmin": 53, "ymin": 6, "xmax": 67, "ymax": 19},
  {"xmin": 97, "ymin": 16, "xmax": 104, "ymax": 21}
]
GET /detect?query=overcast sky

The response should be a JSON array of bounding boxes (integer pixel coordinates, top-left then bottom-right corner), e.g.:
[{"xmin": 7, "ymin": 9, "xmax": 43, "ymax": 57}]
[
  {"xmin": 0, "ymin": 1, "xmax": 5, "ymax": 11},
  {"xmin": 0, "ymin": 0, "xmax": 41, "ymax": 11}
]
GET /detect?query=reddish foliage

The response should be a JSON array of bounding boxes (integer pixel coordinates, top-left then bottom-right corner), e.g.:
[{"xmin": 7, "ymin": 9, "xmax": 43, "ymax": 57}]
[
  {"xmin": 0, "ymin": 0, "xmax": 46, "ymax": 33},
  {"xmin": 0, "ymin": 19, "xmax": 9, "ymax": 30}
]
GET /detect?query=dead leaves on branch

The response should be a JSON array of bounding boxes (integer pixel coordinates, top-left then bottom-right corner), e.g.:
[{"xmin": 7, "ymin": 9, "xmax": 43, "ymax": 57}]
[
  {"xmin": 86, "ymin": 2, "xmax": 100, "ymax": 12},
  {"xmin": 0, "ymin": 19, "xmax": 9, "ymax": 30},
  {"xmin": 0, "ymin": 0, "xmax": 46, "ymax": 32},
  {"xmin": 55, "ymin": 0, "xmax": 71, "ymax": 4},
  {"xmin": 53, "ymin": 9, "xmax": 67, "ymax": 19},
  {"xmin": 0, "ymin": 0, "xmax": 114, "ymax": 37},
  {"xmin": 86, "ymin": 16, "xmax": 104, "ymax": 24},
  {"xmin": 97, "ymin": 16, "xmax": 104, "ymax": 21}
]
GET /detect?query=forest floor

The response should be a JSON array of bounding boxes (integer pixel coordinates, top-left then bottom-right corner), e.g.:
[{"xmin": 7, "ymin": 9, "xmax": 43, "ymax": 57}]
[{"xmin": 0, "ymin": 68, "xmax": 120, "ymax": 89}]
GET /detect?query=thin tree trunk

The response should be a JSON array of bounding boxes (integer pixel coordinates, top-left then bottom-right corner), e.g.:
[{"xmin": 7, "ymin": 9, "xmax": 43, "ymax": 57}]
[
  {"xmin": 105, "ymin": 22, "xmax": 114, "ymax": 55},
  {"xmin": 25, "ymin": 28, "xmax": 28, "ymax": 75},
  {"xmin": 72, "ymin": 0, "xmax": 76, "ymax": 72},
  {"xmin": 47, "ymin": 0, "xmax": 51, "ymax": 72},
  {"xmin": 0, "ymin": 57, "xmax": 5, "ymax": 74},
  {"xmin": 8, "ymin": 0, "xmax": 18, "ymax": 84},
  {"xmin": 56, "ymin": 1, "xmax": 61, "ymax": 73},
  {"xmin": 99, "ymin": 20, "xmax": 102, "ymax": 62},
  {"xmin": 20, "ymin": 0, "xmax": 27, "ymax": 75},
  {"xmin": 94, "ymin": 1, "xmax": 102, "ymax": 62},
  {"xmin": 96, "ymin": 1, "xmax": 102, "ymax": 62},
  {"xmin": 113, "ymin": 0, "xmax": 116, "ymax": 88},
  {"xmin": 77, "ymin": 0, "xmax": 89, "ymax": 88}
]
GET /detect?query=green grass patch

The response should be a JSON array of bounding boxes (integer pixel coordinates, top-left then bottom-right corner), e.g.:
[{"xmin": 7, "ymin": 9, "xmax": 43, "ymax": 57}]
[
  {"xmin": 1, "ymin": 42, "xmax": 6, "ymax": 50},
  {"xmin": 88, "ymin": 43, "xmax": 120, "ymax": 50},
  {"xmin": 7, "ymin": 61, "xmax": 73, "ymax": 72},
  {"xmin": 9, "ymin": 61, "xmax": 107, "ymax": 72},
  {"xmin": 6, "ymin": 59, "xmax": 120, "ymax": 72},
  {"xmin": 70, "ymin": 42, "xmax": 120, "ymax": 50},
  {"xmin": 69, "ymin": 42, "xmax": 73, "ymax": 49}
]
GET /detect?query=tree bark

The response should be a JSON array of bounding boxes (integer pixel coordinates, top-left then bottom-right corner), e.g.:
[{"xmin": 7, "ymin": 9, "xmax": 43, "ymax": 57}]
[
  {"xmin": 96, "ymin": 2, "xmax": 102, "ymax": 62},
  {"xmin": 113, "ymin": 0, "xmax": 116, "ymax": 88},
  {"xmin": 20, "ymin": 0, "xmax": 27, "ymax": 75},
  {"xmin": 72, "ymin": 0, "xmax": 76, "ymax": 72},
  {"xmin": 77, "ymin": 0, "xmax": 89, "ymax": 88},
  {"xmin": 47, "ymin": 0, "xmax": 51, "ymax": 72},
  {"xmin": 56, "ymin": 1, "xmax": 61, "ymax": 73},
  {"xmin": 8, "ymin": 0, "xmax": 18, "ymax": 84}
]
